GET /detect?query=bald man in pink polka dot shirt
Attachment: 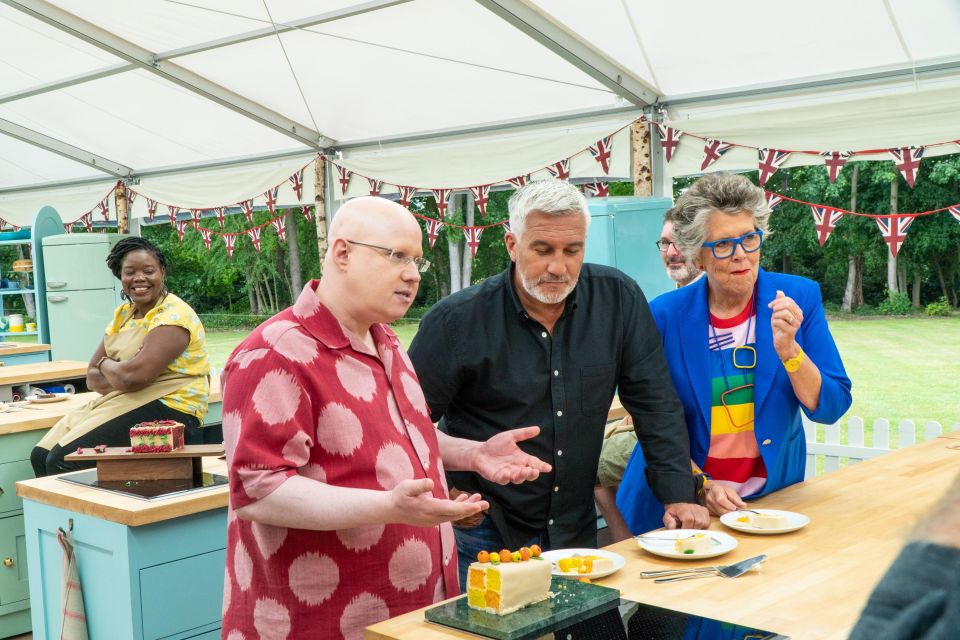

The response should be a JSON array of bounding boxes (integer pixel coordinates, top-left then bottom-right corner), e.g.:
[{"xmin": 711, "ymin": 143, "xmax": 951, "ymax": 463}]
[{"xmin": 220, "ymin": 197, "xmax": 551, "ymax": 640}]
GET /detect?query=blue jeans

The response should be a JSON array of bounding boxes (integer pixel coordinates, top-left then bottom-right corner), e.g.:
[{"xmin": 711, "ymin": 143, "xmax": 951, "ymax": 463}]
[{"xmin": 453, "ymin": 516, "xmax": 547, "ymax": 590}]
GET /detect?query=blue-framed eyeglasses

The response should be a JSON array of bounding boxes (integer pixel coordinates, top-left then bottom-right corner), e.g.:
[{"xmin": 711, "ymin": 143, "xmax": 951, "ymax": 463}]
[{"xmin": 701, "ymin": 229, "xmax": 764, "ymax": 259}]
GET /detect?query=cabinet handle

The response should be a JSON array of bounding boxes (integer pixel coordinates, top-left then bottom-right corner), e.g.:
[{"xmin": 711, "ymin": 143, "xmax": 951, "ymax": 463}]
[
  {"xmin": 48, "ymin": 295, "xmax": 68, "ymax": 303},
  {"xmin": 2, "ymin": 558, "xmax": 12, "ymax": 568},
  {"xmin": 47, "ymin": 281, "xmax": 67, "ymax": 289}
]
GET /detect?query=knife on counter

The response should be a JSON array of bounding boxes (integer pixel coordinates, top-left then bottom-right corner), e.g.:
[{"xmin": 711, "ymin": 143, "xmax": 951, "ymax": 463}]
[{"xmin": 649, "ymin": 554, "xmax": 767, "ymax": 583}]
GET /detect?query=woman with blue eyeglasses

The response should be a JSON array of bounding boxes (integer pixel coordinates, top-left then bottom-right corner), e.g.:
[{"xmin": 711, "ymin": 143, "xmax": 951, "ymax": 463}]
[{"xmin": 617, "ymin": 172, "xmax": 852, "ymax": 534}]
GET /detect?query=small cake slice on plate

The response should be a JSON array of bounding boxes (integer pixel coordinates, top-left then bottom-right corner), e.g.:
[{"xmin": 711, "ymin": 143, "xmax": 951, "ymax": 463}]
[
  {"xmin": 674, "ymin": 533, "xmax": 712, "ymax": 554},
  {"xmin": 752, "ymin": 512, "xmax": 790, "ymax": 529}
]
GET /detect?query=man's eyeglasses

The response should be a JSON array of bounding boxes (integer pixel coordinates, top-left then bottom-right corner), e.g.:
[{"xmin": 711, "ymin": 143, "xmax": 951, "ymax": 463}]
[
  {"xmin": 346, "ymin": 240, "xmax": 431, "ymax": 273},
  {"xmin": 655, "ymin": 239, "xmax": 678, "ymax": 252},
  {"xmin": 701, "ymin": 229, "xmax": 764, "ymax": 259}
]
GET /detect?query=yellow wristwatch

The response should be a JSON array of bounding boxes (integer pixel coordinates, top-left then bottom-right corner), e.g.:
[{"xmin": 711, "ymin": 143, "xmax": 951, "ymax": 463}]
[{"xmin": 782, "ymin": 347, "xmax": 805, "ymax": 373}]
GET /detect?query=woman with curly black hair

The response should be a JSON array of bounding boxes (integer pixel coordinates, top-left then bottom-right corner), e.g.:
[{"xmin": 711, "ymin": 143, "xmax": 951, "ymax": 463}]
[{"xmin": 31, "ymin": 236, "xmax": 210, "ymax": 476}]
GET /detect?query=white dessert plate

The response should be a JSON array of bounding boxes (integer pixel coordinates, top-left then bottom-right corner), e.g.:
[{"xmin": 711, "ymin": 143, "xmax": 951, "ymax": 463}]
[
  {"xmin": 26, "ymin": 393, "xmax": 70, "ymax": 404},
  {"xmin": 720, "ymin": 509, "xmax": 810, "ymax": 535},
  {"xmin": 635, "ymin": 529, "xmax": 737, "ymax": 560},
  {"xmin": 539, "ymin": 548, "xmax": 625, "ymax": 579}
]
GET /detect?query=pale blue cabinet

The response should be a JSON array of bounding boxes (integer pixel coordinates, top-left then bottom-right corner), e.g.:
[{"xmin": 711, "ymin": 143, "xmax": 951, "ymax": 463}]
[
  {"xmin": 585, "ymin": 197, "xmax": 675, "ymax": 301},
  {"xmin": 23, "ymin": 500, "xmax": 226, "ymax": 640}
]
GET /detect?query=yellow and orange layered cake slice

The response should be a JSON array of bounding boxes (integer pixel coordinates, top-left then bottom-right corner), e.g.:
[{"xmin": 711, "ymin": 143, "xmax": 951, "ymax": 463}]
[
  {"xmin": 467, "ymin": 547, "xmax": 551, "ymax": 615},
  {"xmin": 556, "ymin": 555, "xmax": 615, "ymax": 574}
]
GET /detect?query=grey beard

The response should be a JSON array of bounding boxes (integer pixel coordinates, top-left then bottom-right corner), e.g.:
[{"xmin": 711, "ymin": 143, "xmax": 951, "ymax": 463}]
[{"xmin": 519, "ymin": 271, "xmax": 575, "ymax": 304}]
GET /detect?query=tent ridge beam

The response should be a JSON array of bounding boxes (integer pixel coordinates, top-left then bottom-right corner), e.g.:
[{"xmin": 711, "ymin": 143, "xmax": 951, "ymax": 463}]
[
  {"xmin": 0, "ymin": 0, "xmax": 411, "ymax": 107},
  {"xmin": 473, "ymin": 0, "xmax": 658, "ymax": 106},
  {"xmin": 0, "ymin": 117, "xmax": 132, "ymax": 177},
  {"xmin": 2, "ymin": 0, "xmax": 335, "ymax": 149}
]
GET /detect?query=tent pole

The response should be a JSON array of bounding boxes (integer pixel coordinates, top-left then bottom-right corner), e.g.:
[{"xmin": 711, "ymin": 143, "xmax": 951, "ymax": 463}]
[
  {"xmin": 114, "ymin": 181, "xmax": 129, "ymax": 234},
  {"xmin": 631, "ymin": 120, "xmax": 652, "ymax": 197}
]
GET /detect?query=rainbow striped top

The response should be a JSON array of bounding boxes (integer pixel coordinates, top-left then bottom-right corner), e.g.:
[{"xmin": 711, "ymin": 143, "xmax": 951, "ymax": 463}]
[{"xmin": 703, "ymin": 296, "xmax": 767, "ymax": 497}]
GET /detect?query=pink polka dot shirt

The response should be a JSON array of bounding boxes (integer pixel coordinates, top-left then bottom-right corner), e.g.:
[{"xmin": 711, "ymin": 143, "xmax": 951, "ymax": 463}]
[{"xmin": 221, "ymin": 281, "xmax": 458, "ymax": 640}]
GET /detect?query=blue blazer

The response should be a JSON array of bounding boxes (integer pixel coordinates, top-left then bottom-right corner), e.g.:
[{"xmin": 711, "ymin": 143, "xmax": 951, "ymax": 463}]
[{"xmin": 616, "ymin": 269, "xmax": 852, "ymax": 534}]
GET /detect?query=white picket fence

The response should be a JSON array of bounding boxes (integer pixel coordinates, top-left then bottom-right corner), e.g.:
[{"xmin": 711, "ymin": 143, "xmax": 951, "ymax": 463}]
[{"xmin": 803, "ymin": 415, "xmax": 960, "ymax": 479}]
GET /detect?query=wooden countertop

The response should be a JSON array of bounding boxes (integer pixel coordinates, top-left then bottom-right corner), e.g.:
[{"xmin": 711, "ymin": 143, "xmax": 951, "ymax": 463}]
[
  {"xmin": 0, "ymin": 359, "xmax": 87, "ymax": 386},
  {"xmin": 366, "ymin": 436, "xmax": 960, "ymax": 640},
  {"xmin": 0, "ymin": 342, "xmax": 51, "ymax": 356},
  {"xmin": 17, "ymin": 457, "xmax": 228, "ymax": 527},
  {"xmin": 0, "ymin": 375, "xmax": 221, "ymax": 437}
]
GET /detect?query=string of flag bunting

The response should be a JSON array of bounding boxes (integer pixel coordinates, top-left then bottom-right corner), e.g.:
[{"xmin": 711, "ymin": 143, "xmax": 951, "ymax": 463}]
[
  {"xmin": 653, "ymin": 121, "xmax": 955, "ymax": 188},
  {"xmin": 11, "ymin": 117, "xmax": 960, "ymax": 260},
  {"xmin": 764, "ymin": 190, "xmax": 960, "ymax": 257}
]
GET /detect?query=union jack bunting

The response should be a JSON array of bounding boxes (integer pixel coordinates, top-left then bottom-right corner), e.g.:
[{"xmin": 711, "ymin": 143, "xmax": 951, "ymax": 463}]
[
  {"xmin": 463, "ymin": 227, "xmax": 484, "ymax": 257},
  {"xmin": 215, "ymin": 207, "xmax": 226, "ymax": 229},
  {"xmin": 98, "ymin": 198, "xmax": 110, "ymax": 221},
  {"xmin": 431, "ymin": 189, "xmax": 452, "ymax": 218},
  {"xmin": 764, "ymin": 191, "xmax": 783, "ymax": 209},
  {"xmin": 582, "ymin": 181, "xmax": 609, "ymax": 198},
  {"xmin": 300, "ymin": 205, "xmax": 312, "ymax": 222},
  {"xmin": 875, "ymin": 215, "xmax": 914, "ymax": 257},
  {"xmin": 271, "ymin": 216, "xmax": 287, "ymax": 242},
  {"xmin": 198, "ymin": 227, "xmax": 213, "ymax": 249},
  {"xmin": 757, "ymin": 149, "xmax": 791, "ymax": 186},
  {"xmin": 289, "ymin": 169, "xmax": 304, "ymax": 200},
  {"xmin": 809, "ymin": 205, "xmax": 844, "ymax": 246},
  {"xmin": 507, "ymin": 175, "xmax": 531, "ymax": 189},
  {"xmin": 239, "ymin": 200, "xmax": 254, "ymax": 225},
  {"xmin": 63, "ymin": 223, "xmax": 74, "ymax": 234},
  {"xmin": 701, "ymin": 139, "xmax": 733, "ymax": 171},
  {"xmin": 949, "ymin": 205, "xmax": 960, "ymax": 225},
  {"xmin": 888, "ymin": 146, "xmax": 924, "ymax": 188},
  {"xmin": 820, "ymin": 151, "xmax": 851, "ymax": 183},
  {"xmin": 654, "ymin": 124, "xmax": 683, "ymax": 162},
  {"xmin": 247, "ymin": 227, "xmax": 263, "ymax": 252},
  {"xmin": 223, "ymin": 234, "xmax": 238, "ymax": 258},
  {"xmin": 337, "ymin": 165, "xmax": 352, "ymax": 195},
  {"xmin": 367, "ymin": 178, "xmax": 383, "ymax": 197},
  {"xmin": 176, "ymin": 220, "xmax": 191, "ymax": 242},
  {"xmin": 470, "ymin": 185, "xmax": 491, "ymax": 218},
  {"xmin": 264, "ymin": 186, "xmax": 279, "ymax": 213},
  {"xmin": 424, "ymin": 218, "xmax": 444, "ymax": 248},
  {"xmin": 145, "ymin": 198, "xmax": 158, "ymax": 221},
  {"xmin": 588, "ymin": 136, "xmax": 614, "ymax": 174},
  {"xmin": 399, "ymin": 186, "xmax": 417, "ymax": 207},
  {"xmin": 82, "ymin": 212, "xmax": 93, "ymax": 232},
  {"xmin": 546, "ymin": 159, "xmax": 570, "ymax": 181},
  {"xmin": 191, "ymin": 209, "xmax": 203, "ymax": 226},
  {"xmin": 126, "ymin": 190, "xmax": 137, "ymax": 206},
  {"xmin": 167, "ymin": 205, "xmax": 180, "ymax": 227}
]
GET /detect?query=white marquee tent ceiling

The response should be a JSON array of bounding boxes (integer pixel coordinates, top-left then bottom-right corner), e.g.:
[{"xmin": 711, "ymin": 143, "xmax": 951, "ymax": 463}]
[{"xmin": 1, "ymin": 0, "xmax": 959, "ymax": 223}]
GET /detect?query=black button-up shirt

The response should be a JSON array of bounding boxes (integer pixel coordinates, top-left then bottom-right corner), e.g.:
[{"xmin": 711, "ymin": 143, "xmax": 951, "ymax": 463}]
[{"xmin": 408, "ymin": 263, "xmax": 696, "ymax": 549}]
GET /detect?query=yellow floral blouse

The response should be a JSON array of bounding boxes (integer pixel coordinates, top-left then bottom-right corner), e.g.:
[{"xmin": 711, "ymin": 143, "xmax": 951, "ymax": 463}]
[{"xmin": 105, "ymin": 293, "xmax": 210, "ymax": 420}]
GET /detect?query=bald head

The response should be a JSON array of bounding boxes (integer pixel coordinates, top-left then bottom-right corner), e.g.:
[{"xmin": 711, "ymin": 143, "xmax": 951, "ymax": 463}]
[{"xmin": 329, "ymin": 196, "xmax": 421, "ymax": 246}]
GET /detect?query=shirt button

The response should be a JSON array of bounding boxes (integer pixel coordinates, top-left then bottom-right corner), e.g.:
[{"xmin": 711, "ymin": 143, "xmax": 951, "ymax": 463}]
[
  {"xmin": 762, "ymin": 438, "xmax": 772, "ymax": 445},
  {"xmin": 553, "ymin": 486, "xmax": 559, "ymax": 492},
  {"xmin": 556, "ymin": 410, "xmax": 563, "ymax": 417},
  {"xmin": 541, "ymin": 331, "xmax": 548, "ymax": 338},
  {"xmin": 548, "ymin": 519, "xmax": 554, "ymax": 526},
  {"xmin": 557, "ymin": 450, "xmax": 563, "ymax": 456},
  {"xmin": 553, "ymin": 370, "xmax": 559, "ymax": 376}
]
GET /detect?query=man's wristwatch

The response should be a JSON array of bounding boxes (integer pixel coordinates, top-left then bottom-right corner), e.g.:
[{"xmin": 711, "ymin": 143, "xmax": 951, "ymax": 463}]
[{"xmin": 782, "ymin": 347, "xmax": 805, "ymax": 373}]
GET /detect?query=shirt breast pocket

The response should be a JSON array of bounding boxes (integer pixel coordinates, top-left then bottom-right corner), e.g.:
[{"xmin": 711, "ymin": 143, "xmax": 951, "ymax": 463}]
[{"xmin": 580, "ymin": 364, "xmax": 615, "ymax": 415}]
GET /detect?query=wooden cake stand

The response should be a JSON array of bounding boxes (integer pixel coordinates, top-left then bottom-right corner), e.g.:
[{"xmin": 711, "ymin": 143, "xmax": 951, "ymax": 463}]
[{"xmin": 63, "ymin": 445, "xmax": 225, "ymax": 481}]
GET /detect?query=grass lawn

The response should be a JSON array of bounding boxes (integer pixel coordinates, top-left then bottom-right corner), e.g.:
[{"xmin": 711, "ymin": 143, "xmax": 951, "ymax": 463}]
[{"xmin": 207, "ymin": 317, "xmax": 960, "ymax": 431}]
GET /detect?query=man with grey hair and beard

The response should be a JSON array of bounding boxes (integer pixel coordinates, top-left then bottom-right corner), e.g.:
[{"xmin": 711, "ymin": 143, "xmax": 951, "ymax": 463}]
[
  {"xmin": 409, "ymin": 180, "xmax": 708, "ymax": 589},
  {"xmin": 659, "ymin": 207, "xmax": 702, "ymax": 287}
]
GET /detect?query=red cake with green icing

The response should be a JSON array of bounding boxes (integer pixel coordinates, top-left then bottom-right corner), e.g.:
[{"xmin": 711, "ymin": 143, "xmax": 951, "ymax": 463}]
[{"xmin": 129, "ymin": 420, "xmax": 185, "ymax": 453}]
